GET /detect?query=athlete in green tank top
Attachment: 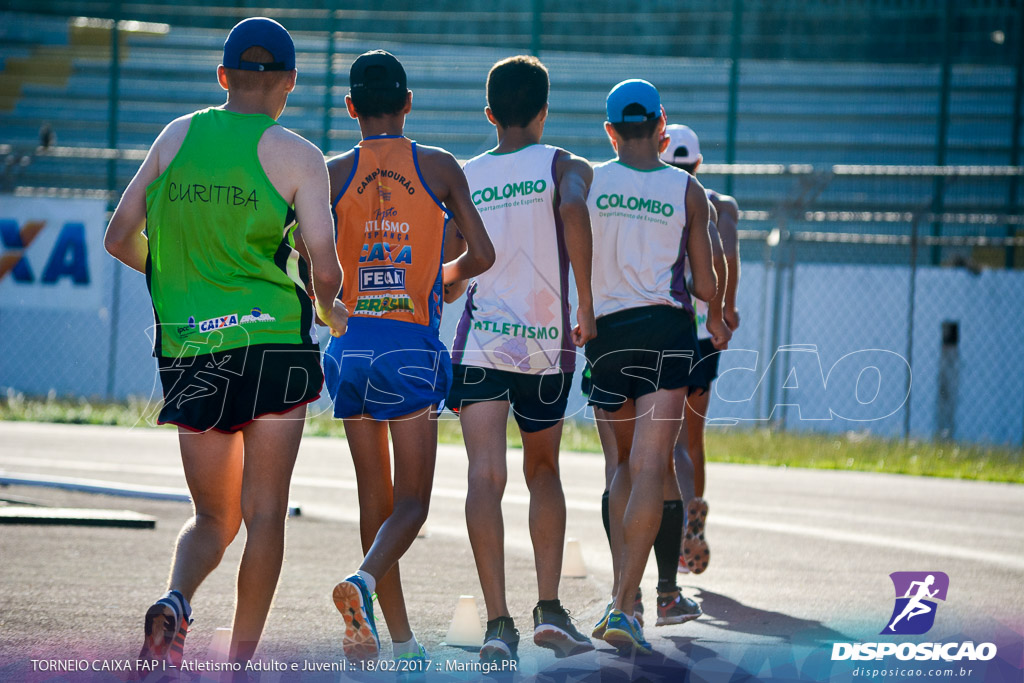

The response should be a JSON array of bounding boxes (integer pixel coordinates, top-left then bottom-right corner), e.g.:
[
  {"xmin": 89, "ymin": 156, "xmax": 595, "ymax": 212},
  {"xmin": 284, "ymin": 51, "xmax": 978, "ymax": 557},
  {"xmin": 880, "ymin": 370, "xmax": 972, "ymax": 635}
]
[
  {"xmin": 104, "ymin": 17, "xmax": 347, "ymax": 671},
  {"xmin": 145, "ymin": 107, "xmax": 313, "ymax": 358}
]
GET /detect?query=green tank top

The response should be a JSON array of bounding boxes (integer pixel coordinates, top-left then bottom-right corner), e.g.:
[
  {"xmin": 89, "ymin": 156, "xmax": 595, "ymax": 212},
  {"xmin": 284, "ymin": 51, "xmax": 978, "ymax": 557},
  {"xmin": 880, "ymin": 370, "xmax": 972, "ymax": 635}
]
[{"xmin": 145, "ymin": 108, "xmax": 314, "ymax": 358}]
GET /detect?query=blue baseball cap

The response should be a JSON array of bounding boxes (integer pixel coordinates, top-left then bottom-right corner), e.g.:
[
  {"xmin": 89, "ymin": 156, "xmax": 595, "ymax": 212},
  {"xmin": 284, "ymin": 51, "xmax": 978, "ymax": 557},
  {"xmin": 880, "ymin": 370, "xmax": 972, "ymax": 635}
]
[
  {"xmin": 223, "ymin": 17, "xmax": 295, "ymax": 72},
  {"xmin": 606, "ymin": 79, "xmax": 661, "ymax": 123}
]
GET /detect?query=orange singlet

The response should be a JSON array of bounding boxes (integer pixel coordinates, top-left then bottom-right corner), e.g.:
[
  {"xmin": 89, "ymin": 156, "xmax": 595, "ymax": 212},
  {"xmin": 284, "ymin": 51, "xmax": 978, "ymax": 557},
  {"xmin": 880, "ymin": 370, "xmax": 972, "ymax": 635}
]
[{"xmin": 333, "ymin": 135, "xmax": 450, "ymax": 330}]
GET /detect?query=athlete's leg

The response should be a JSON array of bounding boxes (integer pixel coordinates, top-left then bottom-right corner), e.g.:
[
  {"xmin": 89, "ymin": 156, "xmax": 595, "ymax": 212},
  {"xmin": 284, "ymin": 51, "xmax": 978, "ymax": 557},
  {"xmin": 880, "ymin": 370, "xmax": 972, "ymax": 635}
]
[
  {"xmin": 169, "ymin": 429, "xmax": 244, "ymax": 602},
  {"xmin": 598, "ymin": 414, "xmax": 619, "ymax": 552},
  {"xmin": 460, "ymin": 400, "xmax": 512, "ymax": 620},
  {"xmin": 679, "ymin": 387, "xmax": 713, "ymax": 573},
  {"xmin": 521, "ymin": 419, "xmax": 566, "ymax": 603},
  {"xmin": 613, "ymin": 388, "xmax": 687, "ymax": 615},
  {"xmin": 599, "ymin": 403, "xmax": 636, "ymax": 600},
  {"xmin": 674, "ymin": 432, "xmax": 695, "ymax": 505},
  {"xmin": 685, "ymin": 388, "xmax": 711, "ymax": 498},
  {"xmin": 230, "ymin": 404, "xmax": 306, "ymax": 662},
  {"xmin": 350, "ymin": 408, "xmax": 438, "ymax": 638},
  {"xmin": 653, "ymin": 456, "xmax": 684, "ymax": 593},
  {"xmin": 343, "ymin": 415, "xmax": 412, "ymax": 643}
]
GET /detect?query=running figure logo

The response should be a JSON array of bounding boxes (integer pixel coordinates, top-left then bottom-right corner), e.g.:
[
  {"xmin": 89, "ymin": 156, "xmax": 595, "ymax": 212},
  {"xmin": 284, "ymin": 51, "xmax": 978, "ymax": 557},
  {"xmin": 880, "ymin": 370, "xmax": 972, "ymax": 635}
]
[{"xmin": 882, "ymin": 571, "xmax": 949, "ymax": 635}]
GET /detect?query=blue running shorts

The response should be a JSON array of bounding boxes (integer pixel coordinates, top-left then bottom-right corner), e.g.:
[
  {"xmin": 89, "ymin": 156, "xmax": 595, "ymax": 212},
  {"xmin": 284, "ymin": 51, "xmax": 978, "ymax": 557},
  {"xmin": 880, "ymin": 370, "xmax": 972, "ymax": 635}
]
[{"xmin": 323, "ymin": 317, "xmax": 453, "ymax": 420}]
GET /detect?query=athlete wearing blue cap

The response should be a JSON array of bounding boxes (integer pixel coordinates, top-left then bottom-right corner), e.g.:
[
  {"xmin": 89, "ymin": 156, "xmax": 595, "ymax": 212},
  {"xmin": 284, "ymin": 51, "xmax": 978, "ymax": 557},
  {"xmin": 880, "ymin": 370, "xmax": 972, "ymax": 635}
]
[
  {"xmin": 106, "ymin": 16, "xmax": 347, "ymax": 670},
  {"xmin": 585, "ymin": 79, "xmax": 727, "ymax": 655}
]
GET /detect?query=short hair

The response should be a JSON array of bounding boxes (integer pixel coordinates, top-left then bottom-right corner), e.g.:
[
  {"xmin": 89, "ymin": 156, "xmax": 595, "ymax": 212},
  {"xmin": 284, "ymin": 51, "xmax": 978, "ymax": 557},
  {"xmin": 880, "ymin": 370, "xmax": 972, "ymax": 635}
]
[
  {"xmin": 224, "ymin": 46, "xmax": 292, "ymax": 93},
  {"xmin": 486, "ymin": 55, "xmax": 549, "ymax": 129},
  {"xmin": 349, "ymin": 79, "xmax": 408, "ymax": 119},
  {"xmin": 610, "ymin": 103, "xmax": 660, "ymax": 141}
]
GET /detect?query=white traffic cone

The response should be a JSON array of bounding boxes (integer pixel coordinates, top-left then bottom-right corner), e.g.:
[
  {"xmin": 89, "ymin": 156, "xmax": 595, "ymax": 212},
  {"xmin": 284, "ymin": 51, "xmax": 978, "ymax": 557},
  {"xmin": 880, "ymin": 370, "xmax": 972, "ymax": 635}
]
[
  {"xmin": 444, "ymin": 595, "xmax": 483, "ymax": 648},
  {"xmin": 562, "ymin": 538, "xmax": 587, "ymax": 578}
]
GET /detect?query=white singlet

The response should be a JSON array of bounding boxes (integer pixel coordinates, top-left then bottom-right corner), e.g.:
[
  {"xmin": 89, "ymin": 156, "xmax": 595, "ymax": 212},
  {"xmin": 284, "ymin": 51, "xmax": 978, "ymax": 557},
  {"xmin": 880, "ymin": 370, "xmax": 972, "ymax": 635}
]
[{"xmin": 450, "ymin": 144, "xmax": 575, "ymax": 375}]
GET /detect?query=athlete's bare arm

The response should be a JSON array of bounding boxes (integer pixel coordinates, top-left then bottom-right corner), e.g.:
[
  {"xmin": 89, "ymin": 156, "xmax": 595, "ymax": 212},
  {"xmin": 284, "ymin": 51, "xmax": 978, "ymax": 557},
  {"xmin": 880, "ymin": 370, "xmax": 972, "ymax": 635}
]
[
  {"xmin": 712, "ymin": 193, "xmax": 740, "ymax": 331},
  {"xmin": 555, "ymin": 150, "xmax": 596, "ymax": 346},
  {"xmin": 283, "ymin": 138, "xmax": 346, "ymax": 336},
  {"xmin": 415, "ymin": 145, "xmax": 495, "ymax": 283},
  {"xmin": 104, "ymin": 115, "xmax": 190, "ymax": 273},
  {"xmin": 442, "ymin": 218, "xmax": 469, "ymax": 303},
  {"xmin": 685, "ymin": 176, "xmax": 727, "ymax": 348},
  {"xmin": 706, "ymin": 203, "xmax": 731, "ymax": 350}
]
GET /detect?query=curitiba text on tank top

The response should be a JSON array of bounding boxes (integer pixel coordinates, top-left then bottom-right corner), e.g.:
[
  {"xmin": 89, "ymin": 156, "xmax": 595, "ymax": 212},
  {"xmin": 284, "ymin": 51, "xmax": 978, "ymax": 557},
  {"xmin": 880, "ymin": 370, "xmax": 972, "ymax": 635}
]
[{"xmin": 166, "ymin": 181, "xmax": 259, "ymax": 210}]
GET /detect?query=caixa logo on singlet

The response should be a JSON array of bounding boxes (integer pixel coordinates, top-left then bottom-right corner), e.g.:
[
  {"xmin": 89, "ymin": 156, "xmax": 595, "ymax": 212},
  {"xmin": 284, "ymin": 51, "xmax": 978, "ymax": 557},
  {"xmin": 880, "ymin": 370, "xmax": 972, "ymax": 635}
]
[{"xmin": 197, "ymin": 314, "xmax": 239, "ymax": 332}]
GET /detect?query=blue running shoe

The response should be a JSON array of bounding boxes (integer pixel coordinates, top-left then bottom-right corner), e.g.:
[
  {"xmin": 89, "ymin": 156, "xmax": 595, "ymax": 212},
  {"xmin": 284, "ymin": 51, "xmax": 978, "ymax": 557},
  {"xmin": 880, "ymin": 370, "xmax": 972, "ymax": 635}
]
[
  {"xmin": 333, "ymin": 574, "xmax": 380, "ymax": 661},
  {"xmin": 592, "ymin": 599, "xmax": 614, "ymax": 639},
  {"xmin": 602, "ymin": 609, "xmax": 653, "ymax": 655},
  {"xmin": 396, "ymin": 644, "xmax": 428, "ymax": 681}
]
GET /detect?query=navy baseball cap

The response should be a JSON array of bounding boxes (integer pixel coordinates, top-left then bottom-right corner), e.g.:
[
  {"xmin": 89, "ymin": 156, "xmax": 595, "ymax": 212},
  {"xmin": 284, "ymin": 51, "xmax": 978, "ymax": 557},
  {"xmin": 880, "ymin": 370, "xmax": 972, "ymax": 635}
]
[
  {"xmin": 606, "ymin": 79, "xmax": 661, "ymax": 123},
  {"xmin": 350, "ymin": 50, "xmax": 407, "ymax": 92},
  {"xmin": 223, "ymin": 17, "xmax": 295, "ymax": 72}
]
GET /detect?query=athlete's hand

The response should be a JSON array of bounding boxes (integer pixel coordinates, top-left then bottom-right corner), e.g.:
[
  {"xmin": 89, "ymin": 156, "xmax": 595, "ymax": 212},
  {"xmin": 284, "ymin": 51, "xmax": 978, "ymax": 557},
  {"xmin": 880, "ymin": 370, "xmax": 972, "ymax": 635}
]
[
  {"xmin": 724, "ymin": 306, "xmax": 741, "ymax": 331},
  {"xmin": 572, "ymin": 305, "xmax": 597, "ymax": 347},
  {"xmin": 707, "ymin": 316, "xmax": 731, "ymax": 351},
  {"xmin": 317, "ymin": 300, "xmax": 348, "ymax": 337}
]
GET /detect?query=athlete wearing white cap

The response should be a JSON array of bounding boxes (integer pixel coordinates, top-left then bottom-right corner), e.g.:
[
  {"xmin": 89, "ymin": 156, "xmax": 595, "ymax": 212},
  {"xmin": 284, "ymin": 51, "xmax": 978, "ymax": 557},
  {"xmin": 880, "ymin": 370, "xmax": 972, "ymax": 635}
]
[{"xmin": 660, "ymin": 123, "xmax": 742, "ymax": 579}]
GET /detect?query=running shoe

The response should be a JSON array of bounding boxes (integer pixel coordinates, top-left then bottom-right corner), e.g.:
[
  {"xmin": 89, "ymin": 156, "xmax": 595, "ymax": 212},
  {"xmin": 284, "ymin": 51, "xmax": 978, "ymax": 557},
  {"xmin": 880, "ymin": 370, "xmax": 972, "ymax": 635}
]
[
  {"xmin": 602, "ymin": 609, "xmax": 653, "ymax": 655},
  {"xmin": 333, "ymin": 574, "xmax": 380, "ymax": 661},
  {"xmin": 634, "ymin": 588, "xmax": 645, "ymax": 627},
  {"xmin": 396, "ymin": 644, "xmax": 428, "ymax": 681},
  {"xmin": 480, "ymin": 616, "xmax": 519, "ymax": 664},
  {"xmin": 656, "ymin": 591, "xmax": 703, "ymax": 626},
  {"xmin": 532, "ymin": 601, "xmax": 595, "ymax": 658},
  {"xmin": 683, "ymin": 497, "xmax": 710, "ymax": 574},
  {"xmin": 592, "ymin": 599, "xmax": 614, "ymax": 639},
  {"xmin": 137, "ymin": 591, "xmax": 191, "ymax": 670}
]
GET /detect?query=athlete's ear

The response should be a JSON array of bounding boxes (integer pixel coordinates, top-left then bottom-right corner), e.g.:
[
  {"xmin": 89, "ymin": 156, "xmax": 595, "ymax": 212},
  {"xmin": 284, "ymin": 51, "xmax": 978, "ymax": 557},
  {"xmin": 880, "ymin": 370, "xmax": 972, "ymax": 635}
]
[
  {"xmin": 537, "ymin": 103, "xmax": 548, "ymax": 125},
  {"xmin": 402, "ymin": 90, "xmax": 413, "ymax": 115},
  {"xmin": 285, "ymin": 69, "xmax": 297, "ymax": 94},
  {"xmin": 604, "ymin": 121, "xmax": 618, "ymax": 151},
  {"xmin": 217, "ymin": 65, "xmax": 229, "ymax": 91},
  {"xmin": 484, "ymin": 106, "xmax": 498, "ymax": 127},
  {"xmin": 345, "ymin": 94, "xmax": 358, "ymax": 120},
  {"xmin": 693, "ymin": 155, "xmax": 703, "ymax": 174}
]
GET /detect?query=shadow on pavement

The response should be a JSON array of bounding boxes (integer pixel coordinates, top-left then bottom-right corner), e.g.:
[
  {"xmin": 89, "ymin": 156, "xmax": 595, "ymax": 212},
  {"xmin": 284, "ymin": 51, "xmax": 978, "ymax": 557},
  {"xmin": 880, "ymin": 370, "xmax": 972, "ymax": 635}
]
[{"xmin": 691, "ymin": 588, "xmax": 853, "ymax": 644}]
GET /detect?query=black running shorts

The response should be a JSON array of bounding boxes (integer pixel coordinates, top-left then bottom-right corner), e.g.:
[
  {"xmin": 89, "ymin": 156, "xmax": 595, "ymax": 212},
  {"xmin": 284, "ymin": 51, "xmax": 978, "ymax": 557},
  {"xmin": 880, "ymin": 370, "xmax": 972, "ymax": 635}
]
[
  {"xmin": 447, "ymin": 364, "xmax": 573, "ymax": 433},
  {"xmin": 157, "ymin": 343, "xmax": 323, "ymax": 433},
  {"xmin": 697, "ymin": 337, "xmax": 720, "ymax": 384},
  {"xmin": 584, "ymin": 305, "xmax": 705, "ymax": 412}
]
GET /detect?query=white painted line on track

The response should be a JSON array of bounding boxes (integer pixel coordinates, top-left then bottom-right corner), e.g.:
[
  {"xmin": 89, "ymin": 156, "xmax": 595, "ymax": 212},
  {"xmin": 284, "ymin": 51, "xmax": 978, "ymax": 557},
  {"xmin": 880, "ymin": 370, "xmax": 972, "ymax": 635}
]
[
  {"xmin": 3, "ymin": 455, "xmax": 1021, "ymax": 570},
  {"xmin": 712, "ymin": 514, "xmax": 1024, "ymax": 571}
]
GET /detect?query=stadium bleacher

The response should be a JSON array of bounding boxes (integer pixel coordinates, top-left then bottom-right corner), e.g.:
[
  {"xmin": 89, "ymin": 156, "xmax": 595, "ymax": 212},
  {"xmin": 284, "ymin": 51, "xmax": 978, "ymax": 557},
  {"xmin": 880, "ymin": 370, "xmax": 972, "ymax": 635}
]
[{"xmin": 1, "ymin": 11, "xmax": 1020, "ymax": 265}]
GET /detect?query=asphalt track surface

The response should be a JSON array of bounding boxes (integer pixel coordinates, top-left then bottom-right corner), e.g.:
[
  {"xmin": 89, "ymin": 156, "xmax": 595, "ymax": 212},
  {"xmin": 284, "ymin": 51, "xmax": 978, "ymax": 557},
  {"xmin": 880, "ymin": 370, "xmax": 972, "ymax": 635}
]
[{"xmin": 0, "ymin": 421, "xmax": 1022, "ymax": 682}]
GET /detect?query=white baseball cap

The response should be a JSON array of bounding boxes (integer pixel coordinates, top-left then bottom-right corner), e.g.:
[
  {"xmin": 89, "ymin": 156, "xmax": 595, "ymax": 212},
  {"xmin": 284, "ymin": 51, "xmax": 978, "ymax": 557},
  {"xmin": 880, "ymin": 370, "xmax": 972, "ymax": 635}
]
[{"xmin": 661, "ymin": 124, "xmax": 701, "ymax": 165}]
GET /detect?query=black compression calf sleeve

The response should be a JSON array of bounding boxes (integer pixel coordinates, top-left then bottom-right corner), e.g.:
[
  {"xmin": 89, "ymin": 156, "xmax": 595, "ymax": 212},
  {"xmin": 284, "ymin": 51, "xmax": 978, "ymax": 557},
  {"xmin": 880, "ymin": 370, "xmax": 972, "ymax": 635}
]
[{"xmin": 654, "ymin": 499, "xmax": 684, "ymax": 593}]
